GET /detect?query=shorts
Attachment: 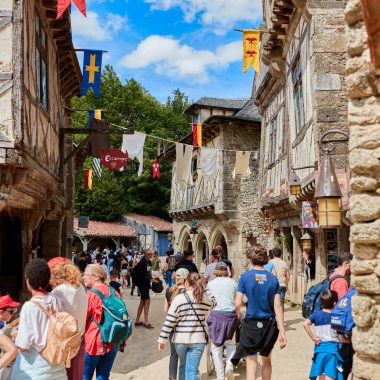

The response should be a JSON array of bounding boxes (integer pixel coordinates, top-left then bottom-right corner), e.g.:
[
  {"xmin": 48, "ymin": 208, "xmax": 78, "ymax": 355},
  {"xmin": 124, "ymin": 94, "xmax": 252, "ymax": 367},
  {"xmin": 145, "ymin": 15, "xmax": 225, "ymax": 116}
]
[
  {"xmin": 139, "ymin": 285, "xmax": 150, "ymax": 300},
  {"xmin": 121, "ymin": 269, "xmax": 128, "ymax": 276}
]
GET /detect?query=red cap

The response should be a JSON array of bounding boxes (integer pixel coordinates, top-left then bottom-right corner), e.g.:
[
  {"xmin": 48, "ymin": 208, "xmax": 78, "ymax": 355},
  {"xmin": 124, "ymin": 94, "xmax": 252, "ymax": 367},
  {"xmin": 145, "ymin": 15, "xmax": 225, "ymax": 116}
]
[
  {"xmin": 48, "ymin": 257, "xmax": 69, "ymax": 269},
  {"xmin": 0, "ymin": 295, "xmax": 20, "ymax": 309},
  {"xmin": 214, "ymin": 245, "xmax": 223, "ymax": 251}
]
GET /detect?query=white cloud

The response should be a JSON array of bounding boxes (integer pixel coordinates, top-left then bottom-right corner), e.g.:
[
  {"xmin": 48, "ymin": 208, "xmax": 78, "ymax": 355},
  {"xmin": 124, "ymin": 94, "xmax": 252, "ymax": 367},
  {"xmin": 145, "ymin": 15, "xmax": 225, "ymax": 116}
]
[
  {"xmin": 145, "ymin": 0, "xmax": 262, "ymax": 35},
  {"xmin": 71, "ymin": 11, "xmax": 128, "ymax": 41},
  {"xmin": 120, "ymin": 35, "xmax": 241, "ymax": 83}
]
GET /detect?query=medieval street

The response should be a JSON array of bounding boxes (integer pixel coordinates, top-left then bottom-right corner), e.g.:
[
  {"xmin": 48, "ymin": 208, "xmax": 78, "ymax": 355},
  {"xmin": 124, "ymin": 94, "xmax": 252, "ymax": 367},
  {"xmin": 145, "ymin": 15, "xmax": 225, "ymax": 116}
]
[{"xmin": 0, "ymin": 0, "xmax": 380, "ymax": 380}]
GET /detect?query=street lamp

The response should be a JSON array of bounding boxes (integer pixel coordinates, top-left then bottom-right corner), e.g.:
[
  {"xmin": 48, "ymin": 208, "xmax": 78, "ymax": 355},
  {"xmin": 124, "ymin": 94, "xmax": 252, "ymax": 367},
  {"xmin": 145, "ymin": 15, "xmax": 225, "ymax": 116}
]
[
  {"xmin": 290, "ymin": 171, "xmax": 301, "ymax": 195},
  {"xmin": 300, "ymin": 232, "xmax": 313, "ymax": 251},
  {"xmin": 315, "ymin": 130, "xmax": 348, "ymax": 228}
]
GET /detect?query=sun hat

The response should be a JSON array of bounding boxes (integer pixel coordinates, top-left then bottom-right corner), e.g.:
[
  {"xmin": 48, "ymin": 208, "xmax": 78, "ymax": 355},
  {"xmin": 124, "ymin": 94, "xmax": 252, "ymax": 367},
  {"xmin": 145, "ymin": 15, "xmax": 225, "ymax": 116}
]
[
  {"xmin": 0, "ymin": 295, "xmax": 20, "ymax": 309},
  {"xmin": 47, "ymin": 257, "xmax": 69, "ymax": 269},
  {"xmin": 175, "ymin": 268, "xmax": 190, "ymax": 279}
]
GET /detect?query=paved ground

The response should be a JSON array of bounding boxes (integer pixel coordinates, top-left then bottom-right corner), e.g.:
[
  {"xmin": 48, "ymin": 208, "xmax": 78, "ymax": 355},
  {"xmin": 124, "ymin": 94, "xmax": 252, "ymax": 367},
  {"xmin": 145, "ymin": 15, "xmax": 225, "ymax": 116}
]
[{"xmin": 111, "ymin": 289, "xmax": 313, "ymax": 379}]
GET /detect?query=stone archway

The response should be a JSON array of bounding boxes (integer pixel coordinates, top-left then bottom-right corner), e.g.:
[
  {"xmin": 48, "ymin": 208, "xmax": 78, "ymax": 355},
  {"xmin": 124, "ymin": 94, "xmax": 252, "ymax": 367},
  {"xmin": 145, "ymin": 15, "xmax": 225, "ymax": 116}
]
[
  {"xmin": 178, "ymin": 226, "xmax": 193, "ymax": 252},
  {"xmin": 194, "ymin": 231, "xmax": 209, "ymax": 267},
  {"xmin": 210, "ymin": 228, "xmax": 229, "ymax": 258}
]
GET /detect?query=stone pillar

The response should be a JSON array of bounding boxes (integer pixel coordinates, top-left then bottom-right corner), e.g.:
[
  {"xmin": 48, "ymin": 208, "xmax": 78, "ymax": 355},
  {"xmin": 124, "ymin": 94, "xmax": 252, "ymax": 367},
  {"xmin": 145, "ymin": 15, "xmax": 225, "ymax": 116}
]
[
  {"xmin": 345, "ymin": 0, "xmax": 380, "ymax": 377},
  {"xmin": 41, "ymin": 221, "xmax": 62, "ymax": 260}
]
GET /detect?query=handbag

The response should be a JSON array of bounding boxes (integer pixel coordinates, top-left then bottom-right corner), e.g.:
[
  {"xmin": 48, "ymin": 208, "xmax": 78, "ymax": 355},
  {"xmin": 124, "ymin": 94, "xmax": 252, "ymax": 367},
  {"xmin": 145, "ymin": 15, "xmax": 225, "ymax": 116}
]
[{"xmin": 184, "ymin": 292, "xmax": 209, "ymax": 344}]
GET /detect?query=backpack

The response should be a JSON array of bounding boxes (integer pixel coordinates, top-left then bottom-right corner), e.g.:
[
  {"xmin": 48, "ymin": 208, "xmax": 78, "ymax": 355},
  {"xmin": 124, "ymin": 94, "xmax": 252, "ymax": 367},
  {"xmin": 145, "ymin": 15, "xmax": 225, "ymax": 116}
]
[
  {"xmin": 331, "ymin": 287, "xmax": 356, "ymax": 332},
  {"xmin": 88, "ymin": 287, "xmax": 132, "ymax": 343},
  {"xmin": 302, "ymin": 275, "xmax": 345, "ymax": 318},
  {"xmin": 167, "ymin": 256, "xmax": 177, "ymax": 271},
  {"xmin": 151, "ymin": 279, "xmax": 164, "ymax": 294},
  {"xmin": 31, "ymin": 301, "xmax": 81, "ymax": 368}
]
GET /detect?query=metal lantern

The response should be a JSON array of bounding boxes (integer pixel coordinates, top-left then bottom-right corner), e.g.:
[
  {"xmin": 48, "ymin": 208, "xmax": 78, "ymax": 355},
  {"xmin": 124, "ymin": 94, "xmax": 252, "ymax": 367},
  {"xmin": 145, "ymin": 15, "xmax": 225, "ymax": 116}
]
[
  {"xmin": 314, "ymin": 154, "xmax": 343, "ymax": 227},
  {"xmin": 300, "ymin": 232, "xmax": 313, "ymax": 251},
  {"xmin": 167, "ymin": 232, "xmax": 174, "ymax": 241},
  {"xmin": 290, "ymin": 171, "xmax": 301, "ymax": 195}
]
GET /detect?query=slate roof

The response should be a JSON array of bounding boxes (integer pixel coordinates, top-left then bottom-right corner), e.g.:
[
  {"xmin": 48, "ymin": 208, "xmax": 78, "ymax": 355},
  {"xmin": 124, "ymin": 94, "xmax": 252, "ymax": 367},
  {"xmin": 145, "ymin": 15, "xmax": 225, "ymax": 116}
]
[
  {"xmin": 74, "ymin": 218, "xmax": 137, "ymax": 238},
  {"xmin": 233, "ymin": 99, "xmax": 261, "ymax": 122},
  {"xmin": 186, "ymin": 97, "xmax": 248, "ymax": 113},
  {"xmin": 124, "ymin": 213, "xmax": 173, "ymax": 232}
]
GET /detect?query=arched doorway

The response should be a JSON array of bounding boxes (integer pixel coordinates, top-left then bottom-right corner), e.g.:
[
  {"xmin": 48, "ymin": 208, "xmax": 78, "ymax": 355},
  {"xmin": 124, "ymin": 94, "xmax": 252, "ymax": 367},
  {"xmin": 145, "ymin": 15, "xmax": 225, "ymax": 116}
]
[
  {"xmin": 195, "ymin": 232, "xmax": 208, "ymax": 266},
  {"xmin": 214, "ymin": 231, "xmax": 228, "ymax": 258},
  {"xmin": 180, "ymin": 231, "xmax": 193, "ymax": 252}
]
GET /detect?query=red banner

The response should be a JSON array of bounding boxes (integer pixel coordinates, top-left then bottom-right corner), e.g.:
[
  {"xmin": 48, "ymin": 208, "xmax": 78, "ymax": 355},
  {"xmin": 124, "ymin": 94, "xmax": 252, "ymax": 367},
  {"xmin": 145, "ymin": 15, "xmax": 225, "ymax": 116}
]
[
  {"xmin": 152, "ymin": 160, "xmax": 160, "ymax": 179},
  {"xmin": 100, "ymin": 149, "xmax": 129, "ymax": 170},
  {"xmin": 57, "ymin": 0, "xmax": 86, "ymax": 20}
]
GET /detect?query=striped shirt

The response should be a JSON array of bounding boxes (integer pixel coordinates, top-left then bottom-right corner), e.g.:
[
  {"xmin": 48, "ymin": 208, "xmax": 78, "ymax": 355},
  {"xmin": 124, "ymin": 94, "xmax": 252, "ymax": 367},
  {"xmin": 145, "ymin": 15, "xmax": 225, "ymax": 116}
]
[{"xmin": 158, "ymin": 290, "xmax": 216, "ymax": 344}]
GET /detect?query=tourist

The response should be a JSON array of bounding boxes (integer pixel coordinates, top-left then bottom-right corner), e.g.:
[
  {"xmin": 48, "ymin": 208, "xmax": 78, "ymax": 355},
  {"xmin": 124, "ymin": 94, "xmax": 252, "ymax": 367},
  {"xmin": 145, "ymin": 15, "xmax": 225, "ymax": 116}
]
[
  {"xmin": 329, "ymin": 252, "xmax": 352, "ymax": 299},
  {"xmin": 271, "ymin": 248, "xmax": 290, "ymax": 310},
  {"xmin": 109, "ymin": 269, "xmax": 123, "ymax": 296},
  {"xmin": 163, "ymin": 268, "xmax": 189, "ymax": 380},
  {"xmin": 165, "ymin": 250, "xmax": 177, "ymax": 288},
  {"xmin": 78, "ymin": 251, "xmax": 90, "ymax": 273},
  {"xmin": 206, "ymin": 262, "xmax": 239, "ymax": 380},
  {"xmin": 107, "ymin": 248, "xmax": 115, "ymax": 274},
  {"xmin": 113, "ymin": 249, "xmax": 123, "ymax": 274},
  {"xmin": 232, "ymin": 244, "xmax": 286, "ymax": 380},
  {"xmin": 264, "ymin": 250, "xmax": 275, "ymax": 273},
  {"xmin": 158, "ymin": 272, "xmax": 216, "ymax": 380},
  {"xmin": 71, "ymin": 251, "xmax": 80, "ymax": 268},
  {"xmin": 151, "ymin": 250, "xmax": 161, "ymax": 279},
  {"xmin": 130, "ymin": 253, "xmax": 141, "ymax": 296},
  {"xmin": 120, "ymin": 252, "xmax": 130, "ymax": 288},
  {"xmin": 303, "ymin": 250, "xmax": 316, "ymax": 292},
  {"xmin": 10, "ymin": 258, "xmax": 67, "ymax": 380},
  {"xmin": 203, "ymin": 249, "xmax": 230, "ymax": 284},
  {"xmin": 95, "ymin": 253, "xmax": 108, "ymax": 275},
  {"xmin": 303, "ymin": 290, "xmax": 343, "ymax": 380},
  {"xmin": 0, "ymin": 295, "xmax": 18, "ymax": 373},
  {"xmin": 48, "ymin": 258, "xmax": 87, "ymax": 380},
  {"xmin": 133, "ymin": 249, "xmax": 155, "ymax": 329},
  {"xmin": 82, "ymin": 264, "xmax": 120, "ymax": 380},
  {"xmin": 215, "ymin": 245, "xmax": 235, "ymax": 278},
  {"xmin": 172, "ymin": 250, "xmax": 198, "ymax": 281}
]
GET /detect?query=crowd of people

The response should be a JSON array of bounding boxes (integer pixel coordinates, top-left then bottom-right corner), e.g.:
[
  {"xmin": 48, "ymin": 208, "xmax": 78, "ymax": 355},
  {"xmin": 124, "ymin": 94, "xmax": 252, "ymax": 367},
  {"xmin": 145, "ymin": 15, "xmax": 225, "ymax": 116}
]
[{"xmin": 0, "ymin": 242, "xmax": 355, "ymax": 380}]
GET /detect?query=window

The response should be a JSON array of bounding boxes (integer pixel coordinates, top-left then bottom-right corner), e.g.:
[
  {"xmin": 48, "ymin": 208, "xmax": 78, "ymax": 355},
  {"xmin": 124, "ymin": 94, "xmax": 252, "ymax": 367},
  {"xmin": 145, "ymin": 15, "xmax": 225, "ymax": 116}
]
[
  {"xmin": 35, "ymin": 14, "xmax": 48, "ymax": 111},
  {"xmin": 293, "ymin": 58, "xmax": 305, "ymax": 133},
  {"xmin": 191, "ymin": 155, "xmax": 198, "ymax": 179},
  {"xmin": 268, "ymin": 117, "xmax": 277, "ymax": 165}
]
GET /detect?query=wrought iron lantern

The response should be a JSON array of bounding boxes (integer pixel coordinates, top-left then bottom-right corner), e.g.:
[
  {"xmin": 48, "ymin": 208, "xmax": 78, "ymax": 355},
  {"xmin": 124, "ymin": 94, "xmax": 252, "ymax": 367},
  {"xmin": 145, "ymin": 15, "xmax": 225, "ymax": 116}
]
[
  {"xmin": 167, "ymin": 232, "xmax": 175, "ymax": 241},
  {"xmin": 289, "ymin": 171, "xmax": 301, "ymax": 195},
  {"xmin": 300, "ymin": 232, "xmax": 313, "ymax": 251}
]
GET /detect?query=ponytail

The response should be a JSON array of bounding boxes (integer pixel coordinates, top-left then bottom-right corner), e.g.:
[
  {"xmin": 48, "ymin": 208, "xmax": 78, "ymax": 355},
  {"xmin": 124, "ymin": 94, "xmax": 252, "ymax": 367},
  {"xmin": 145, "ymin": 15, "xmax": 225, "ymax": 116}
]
[
  {"xmin": 169, "ymin": 277, "xmax": 186, "ymax": 303},
  {"xmin": 186, "ymin": 272, "xmax": 205, "ymax": 304}
]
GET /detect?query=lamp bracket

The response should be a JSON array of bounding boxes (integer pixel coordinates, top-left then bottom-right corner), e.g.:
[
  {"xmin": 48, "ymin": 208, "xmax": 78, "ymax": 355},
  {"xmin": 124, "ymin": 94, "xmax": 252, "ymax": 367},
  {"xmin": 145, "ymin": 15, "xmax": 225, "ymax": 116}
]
[
  {"xmin": 291, "ymin": 161, "xmax": 318, "ymax": 171},
  {"xmin": 319, "ymin": 130, "xmax": 349, "ymax": 154}
]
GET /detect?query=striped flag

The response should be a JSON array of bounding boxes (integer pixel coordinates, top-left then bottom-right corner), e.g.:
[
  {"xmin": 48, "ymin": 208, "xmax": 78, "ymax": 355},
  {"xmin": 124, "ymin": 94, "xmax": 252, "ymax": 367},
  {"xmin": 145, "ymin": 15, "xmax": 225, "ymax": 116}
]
[
  {"xmin": 84, "ymin": 169, "xmax": 93, "ymax": 190},
  {"xmin": 92, "ymin": 157, "xmax": 102, "ymax": 179},
  {"xmin": 192, "ymin": 123, "xmax": 202, "ymax": 147}
]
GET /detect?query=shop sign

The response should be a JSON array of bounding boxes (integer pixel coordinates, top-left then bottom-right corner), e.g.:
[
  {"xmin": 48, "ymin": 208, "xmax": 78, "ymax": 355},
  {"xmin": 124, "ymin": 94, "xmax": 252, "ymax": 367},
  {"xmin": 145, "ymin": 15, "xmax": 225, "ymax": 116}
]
[
  {"xmin": 100, "ymin": 149, "xmax": 129, "ymax": 170},
  {"xmin": 302, "ymin": 201, "xmax": 318, "ymax": 228}
]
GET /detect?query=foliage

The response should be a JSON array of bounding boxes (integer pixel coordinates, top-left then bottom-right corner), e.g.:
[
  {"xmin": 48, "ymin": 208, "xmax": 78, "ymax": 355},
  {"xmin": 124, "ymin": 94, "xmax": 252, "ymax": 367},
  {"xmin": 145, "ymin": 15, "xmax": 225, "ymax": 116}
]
[{"xmin": 73, "ymin": 65, "xmax": 191, "ymax": 221}]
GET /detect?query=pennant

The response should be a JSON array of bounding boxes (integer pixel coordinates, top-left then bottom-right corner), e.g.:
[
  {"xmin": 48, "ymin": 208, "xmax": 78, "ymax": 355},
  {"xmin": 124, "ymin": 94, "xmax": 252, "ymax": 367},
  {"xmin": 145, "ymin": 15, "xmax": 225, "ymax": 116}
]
[
  {"xmin": 100, "ymin": 149, "xmax": 129, "ymax": 171},
  {"xmin": 121, "ymin": 132, "xmax": 146, "ymax": 176},
  {"xmin": 87, "ymin": 109, "xmax": 95, "ymax": 128},
  {"xmin": 92, "ymin": 157, "xmax": 102, "ymax": 179},
  {"xmin": 94, "ymin": 109, "xmax": 102, "ymax": 120},
  {"xmin": 57, "ymin": 0, "xmax": 86, "ymax": 20},
  {"xmin": 81, "ymin": 50, "xmax": 103, "ymax": 97},
  {"xmin": 152, "ymin": 160, "xmax": 160, "ymax": 179},
  {"xmin": 192, "ymin": 123, "xmax": 202, "ymax": 147},
  {"xmin": 243, "ymin": 30, "xmax": 260, "ymax": 73},
  {"xmin": 84, "ymin": 169, "xmax": 93, "ymax": 190},
  {"xmin": 88, "ymin": 118, "xmax": 111, "ymax": 158}
]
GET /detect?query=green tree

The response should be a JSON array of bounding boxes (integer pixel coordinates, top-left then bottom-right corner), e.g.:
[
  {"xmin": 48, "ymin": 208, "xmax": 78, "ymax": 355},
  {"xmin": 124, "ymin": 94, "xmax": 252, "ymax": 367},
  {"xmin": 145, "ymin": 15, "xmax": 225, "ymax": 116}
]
[{"xmin": 73, "ymin": 66, "xmax": 190, "ymax": 221}]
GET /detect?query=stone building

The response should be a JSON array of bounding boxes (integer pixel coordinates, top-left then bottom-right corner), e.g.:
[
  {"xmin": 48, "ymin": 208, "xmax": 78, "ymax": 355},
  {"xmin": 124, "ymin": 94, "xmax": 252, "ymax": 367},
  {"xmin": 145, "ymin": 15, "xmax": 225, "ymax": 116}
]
[
  {"xmin": 165, "ymin": 97, "xmax": 262, "ymax": 272},
  {"xmin": 345, "ymin": 0, "xmax": 380, "ymax": 377},
  {"xmin": 254, "ymin": 0, "xmax": 350, "ymax": 304},
  {"xmin": 0, "ymin": 0, "xmax": 81, "ymax": 297}
]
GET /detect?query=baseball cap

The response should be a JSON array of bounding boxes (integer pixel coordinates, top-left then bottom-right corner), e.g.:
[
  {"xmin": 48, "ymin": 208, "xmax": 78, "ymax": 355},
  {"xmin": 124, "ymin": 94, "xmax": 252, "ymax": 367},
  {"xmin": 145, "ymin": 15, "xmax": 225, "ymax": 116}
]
[
  {"xmin": 175, "ymin": 268, "xmax": 190, "ymax": 280},
  {"xmin": 214, "ymin": 245, "xmax": 223, "ymax": 251},
  {"xmin": 48, "ymin": 257, "xmax": 69, "ymax": 269},
  {"xmin": 0, "ymin": 295, "xmax": 20, "ymax": 309},
  {"xmin": 215, "ymin": 262, "xmax": 228, "ymax": 270}
]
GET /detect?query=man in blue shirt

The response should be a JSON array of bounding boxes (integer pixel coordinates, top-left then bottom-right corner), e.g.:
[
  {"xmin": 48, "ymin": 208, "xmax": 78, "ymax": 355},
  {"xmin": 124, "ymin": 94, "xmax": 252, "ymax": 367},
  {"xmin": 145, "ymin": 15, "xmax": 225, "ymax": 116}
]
[{"xmin": 234, "ymin": 244, "xmax": 286, "ymax": 380}]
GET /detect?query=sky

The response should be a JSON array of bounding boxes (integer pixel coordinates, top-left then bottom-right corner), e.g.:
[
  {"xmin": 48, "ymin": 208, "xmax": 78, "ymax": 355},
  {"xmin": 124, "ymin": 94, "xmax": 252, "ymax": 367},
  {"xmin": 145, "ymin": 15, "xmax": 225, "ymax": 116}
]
[{"xmin": 71, "ymin": 0, "xmax": 263, "ymax": 103}]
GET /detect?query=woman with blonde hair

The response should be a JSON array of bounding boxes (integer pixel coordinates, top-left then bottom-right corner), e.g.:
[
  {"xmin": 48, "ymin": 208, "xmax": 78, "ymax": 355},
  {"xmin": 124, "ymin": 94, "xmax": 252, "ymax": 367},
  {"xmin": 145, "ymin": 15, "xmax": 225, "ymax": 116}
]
[
  {"xmin": 82, "ymin": 264, "xmax": 120, "ymax": 380},
  {"xmin": 163, "ymin": 268, "xmax": 189, "ymax": 380},
  {"xmin": 48, "ymin": 258, "xmax": 87, "ymax": 380}
]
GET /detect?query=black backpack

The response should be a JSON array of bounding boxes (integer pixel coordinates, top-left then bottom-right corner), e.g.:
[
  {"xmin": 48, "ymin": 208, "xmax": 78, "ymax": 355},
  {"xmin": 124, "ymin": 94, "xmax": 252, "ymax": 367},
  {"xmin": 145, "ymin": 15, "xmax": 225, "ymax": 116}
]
[{"xmin": 151, "ymin": 279, "xmax": 164, "ymax": 293}]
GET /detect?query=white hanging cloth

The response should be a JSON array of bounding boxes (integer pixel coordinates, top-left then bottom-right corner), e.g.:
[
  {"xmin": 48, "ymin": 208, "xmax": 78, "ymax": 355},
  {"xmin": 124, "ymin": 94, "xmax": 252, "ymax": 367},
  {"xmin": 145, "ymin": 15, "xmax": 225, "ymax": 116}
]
[
  {"xmin": 233, "ymin": 151, "xmax": 251, "ymax": 178},
  {"xmin": 200, "ymin": 148, "xmax": 218, "ymax": 182},
  {"xmin": 175, "ymin": 143, "xmax": 193, "ymax": 185},
  {"xmin": 121, "ymin": 131, "xmax": 146, "ymax": 176}
]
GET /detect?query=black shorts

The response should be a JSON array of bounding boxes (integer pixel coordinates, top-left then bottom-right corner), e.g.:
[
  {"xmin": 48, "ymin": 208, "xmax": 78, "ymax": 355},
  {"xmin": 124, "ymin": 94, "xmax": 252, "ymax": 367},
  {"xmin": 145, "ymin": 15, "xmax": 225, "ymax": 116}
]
[{"xmin": 139, "ymin": 285, "xmax": 150, "ymax": 300}]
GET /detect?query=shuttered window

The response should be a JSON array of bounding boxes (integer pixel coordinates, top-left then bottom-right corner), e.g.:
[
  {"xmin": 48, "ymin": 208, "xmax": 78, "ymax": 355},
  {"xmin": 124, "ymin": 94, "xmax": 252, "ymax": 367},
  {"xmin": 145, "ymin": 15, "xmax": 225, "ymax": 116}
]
[
  {"xmin": 293, "ymin": 57, "xmax": 305, "ymax": 133},
  {"xmin": 35, "ymin": 14, "xmax": 48, "ymax": 111}
]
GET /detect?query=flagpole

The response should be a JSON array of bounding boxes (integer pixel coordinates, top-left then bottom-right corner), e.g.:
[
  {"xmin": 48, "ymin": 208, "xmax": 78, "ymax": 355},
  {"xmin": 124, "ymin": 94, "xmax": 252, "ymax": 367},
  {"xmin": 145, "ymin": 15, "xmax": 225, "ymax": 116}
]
[{"xmin": 74, "ymin": 49, "xmax": 109, "ymax": 53}]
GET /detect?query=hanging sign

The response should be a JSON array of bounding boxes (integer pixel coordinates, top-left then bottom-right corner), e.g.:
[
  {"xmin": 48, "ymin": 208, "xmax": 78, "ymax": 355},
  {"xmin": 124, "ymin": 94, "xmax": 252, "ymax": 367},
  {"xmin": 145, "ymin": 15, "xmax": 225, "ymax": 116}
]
[
  {"xmin": 302, "ymin": 201, "xmax": 318, "ymax": 228},
  {"xmin": 100, "ymin": 149, "xmax": 129, "ymax": 170}
]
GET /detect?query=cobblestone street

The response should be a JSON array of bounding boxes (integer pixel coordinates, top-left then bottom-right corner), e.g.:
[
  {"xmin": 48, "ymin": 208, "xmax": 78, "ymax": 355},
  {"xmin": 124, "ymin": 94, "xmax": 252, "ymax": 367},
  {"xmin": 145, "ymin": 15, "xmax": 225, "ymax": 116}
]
[{"xmin": 110, "ymin": 291, "xmax": 313, "ymax": 379}]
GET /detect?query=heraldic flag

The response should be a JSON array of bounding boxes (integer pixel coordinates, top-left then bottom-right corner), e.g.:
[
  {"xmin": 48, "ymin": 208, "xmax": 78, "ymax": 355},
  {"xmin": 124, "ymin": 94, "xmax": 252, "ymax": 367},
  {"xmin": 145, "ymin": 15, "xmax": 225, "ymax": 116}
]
[
  {"xmin": 81, "ymin": 50, "xmax": 103, "ymax": 97},
  {"xmin": 57, "ymin": 0, "xmax": 86, "ymax": 20},
  {"xmin": 84, "ymin": 169, "xmax": 93, "ymax": 190},
  {"xmin": 192, "ymin": 123, "xmax": 202, "ymax": 147},
  {"xmin": 243, "ymin": 30, "xmax": 260, "ymax": 74}
]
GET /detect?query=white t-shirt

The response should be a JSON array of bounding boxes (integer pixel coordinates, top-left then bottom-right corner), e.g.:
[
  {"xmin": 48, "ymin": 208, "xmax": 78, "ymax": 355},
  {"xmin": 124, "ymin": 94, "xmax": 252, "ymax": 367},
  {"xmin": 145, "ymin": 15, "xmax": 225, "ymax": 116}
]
[
  {"xmin": 52, "ymin": 283, "xmax": 88, "ymax": 334},
  {"xmin": 204, "ymin": 262, "xmax": 231, "ymax": 282},
  {"xmin": 207, "ymin": 277, "xmax": 237, "ymax": 312},
  {"xmin": 16, "ymin": 293, "xmax": 62, "ymax": 351}
]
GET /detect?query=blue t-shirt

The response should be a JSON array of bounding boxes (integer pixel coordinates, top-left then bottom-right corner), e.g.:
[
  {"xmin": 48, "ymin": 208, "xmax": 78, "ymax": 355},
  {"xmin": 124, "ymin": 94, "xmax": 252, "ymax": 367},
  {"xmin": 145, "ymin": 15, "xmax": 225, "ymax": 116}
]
[
  {"xmin": 238, "ymin": 269, "xmax": 280, "ymax": 319},
  {"xmin": 264, "ymin": 261, "xmax": 274, "ymax": 273},
  {"xmin": 308, "ymin": 310, "xmax": 339, "ymax": 342}
]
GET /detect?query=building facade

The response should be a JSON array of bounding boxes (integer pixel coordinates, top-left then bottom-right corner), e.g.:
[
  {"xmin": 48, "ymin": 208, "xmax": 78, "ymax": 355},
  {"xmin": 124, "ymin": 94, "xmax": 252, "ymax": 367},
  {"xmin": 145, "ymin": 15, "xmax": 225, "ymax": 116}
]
[
  {"xmin": 167, "ymin": 97, "xmax": 263, "ymax": 273},
  {"xmin": 0, "ymin": 0, "xmax": 81, "ymax": 298},
  {"xmin": 255, "ymin": 0, "xmax": 350, "ymax": 304},
  {"xmin": 345, "ymin": 0, "xmax": 380, "ymax": 377}
]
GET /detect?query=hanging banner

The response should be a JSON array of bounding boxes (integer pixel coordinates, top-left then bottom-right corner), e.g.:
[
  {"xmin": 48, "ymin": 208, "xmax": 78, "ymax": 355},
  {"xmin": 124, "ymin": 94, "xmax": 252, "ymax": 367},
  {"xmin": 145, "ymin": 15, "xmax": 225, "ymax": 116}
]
[
  {"xmin": 100, "ymin": 149, "xmax": 129, "ymax": 170},
  {"xmin": 192, "ymin": 123, "xmax": 202, "ymax": 147},
  {"xmin": 81, "ymin": 50, "xmax": 103, "ymax": 97},
  {"xmin": 92, "ymin": 157, "xmax": 102, "ymax": 178},
  {"xmin": 243, "ymin": 30, "xmax": 260, "ymax": 73},
  {"xmin": 57, "ymin": 0, "xmax": 86, "ymax": 20},
  {"xmin": 152, "ymin": 159, "xmax": 160, "ymax": 179},
  {"xmin": 302, "ymin": 201, "xmax": 318, "ymax": 228},
  {"xmin": 88, "ymin": 118, "xmax": 111, "ymax": 158},
  {"xmin": 84, "ymin": 169, "xmax": 93, "ymax": 190}
]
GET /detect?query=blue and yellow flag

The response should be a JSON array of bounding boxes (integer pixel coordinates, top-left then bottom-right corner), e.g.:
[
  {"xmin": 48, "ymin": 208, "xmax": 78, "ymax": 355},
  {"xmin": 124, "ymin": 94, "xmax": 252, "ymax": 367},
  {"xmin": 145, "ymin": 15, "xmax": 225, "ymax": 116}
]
[{"xmin": 81, "ymin": 50, "xmax": 103, "ymax": 97}]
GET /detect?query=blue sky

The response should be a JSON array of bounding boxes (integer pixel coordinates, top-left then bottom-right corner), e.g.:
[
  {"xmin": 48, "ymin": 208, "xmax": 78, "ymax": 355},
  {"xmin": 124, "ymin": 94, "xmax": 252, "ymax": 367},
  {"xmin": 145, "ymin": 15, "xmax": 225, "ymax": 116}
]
[{"xmin": 71, "ymin": 0, "xmax": 263, "ymax": 103}]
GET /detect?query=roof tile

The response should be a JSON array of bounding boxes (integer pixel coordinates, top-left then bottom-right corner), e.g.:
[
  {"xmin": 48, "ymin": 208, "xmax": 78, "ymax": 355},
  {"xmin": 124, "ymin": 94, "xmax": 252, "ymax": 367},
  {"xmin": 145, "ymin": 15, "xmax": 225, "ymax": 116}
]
[
  {"xmin": 74, "ymin": 218, "xmax": 137, "ymax": 238},
  {"xmin": 124, "ymin": 213, "xmax": 173, "ymax": 232}
]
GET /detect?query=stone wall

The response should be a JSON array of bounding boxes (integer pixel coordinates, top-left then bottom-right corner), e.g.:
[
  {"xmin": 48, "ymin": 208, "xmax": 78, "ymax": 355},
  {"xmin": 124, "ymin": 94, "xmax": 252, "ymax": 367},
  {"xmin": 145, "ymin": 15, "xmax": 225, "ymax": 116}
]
[{"xmin": 345, "ymin": 0, "xmax": 380, "ymax": 378}]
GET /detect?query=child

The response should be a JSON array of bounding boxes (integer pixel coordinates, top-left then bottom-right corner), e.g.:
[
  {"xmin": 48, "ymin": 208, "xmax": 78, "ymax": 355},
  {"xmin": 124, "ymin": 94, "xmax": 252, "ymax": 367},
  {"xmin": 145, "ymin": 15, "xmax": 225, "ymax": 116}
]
[
  {"xmin": 109, "ymin": 269, "xmax": 123, "ymax": 296},
  {"xmin": 303, "ymin": 290, "xmax": 344, "ymax": 380}
]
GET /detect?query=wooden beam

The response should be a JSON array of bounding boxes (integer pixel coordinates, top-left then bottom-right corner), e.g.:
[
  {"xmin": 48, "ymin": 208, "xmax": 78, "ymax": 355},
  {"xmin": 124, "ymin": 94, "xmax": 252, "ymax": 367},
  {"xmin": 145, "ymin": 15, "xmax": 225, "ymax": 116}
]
[{"xmin": 63, "ymin": 128, "xmax": 135, "ymax": 135}]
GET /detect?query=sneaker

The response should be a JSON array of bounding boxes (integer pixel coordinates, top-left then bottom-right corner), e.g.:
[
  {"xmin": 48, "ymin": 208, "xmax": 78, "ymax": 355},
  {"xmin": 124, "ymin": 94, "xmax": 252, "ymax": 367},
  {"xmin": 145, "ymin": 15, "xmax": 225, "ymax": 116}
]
[{"xmin": 225, "ymin": 369, "xmax": 234, "ymax": 380}]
